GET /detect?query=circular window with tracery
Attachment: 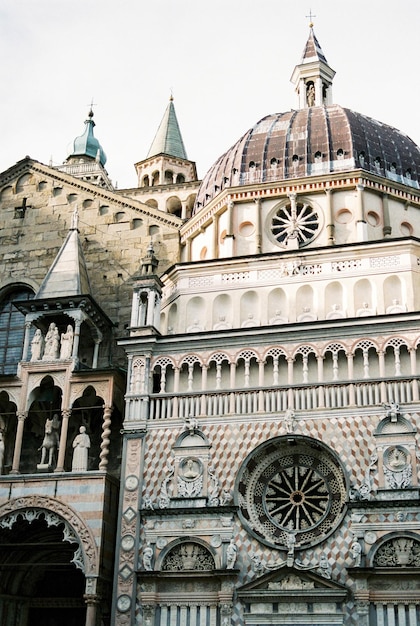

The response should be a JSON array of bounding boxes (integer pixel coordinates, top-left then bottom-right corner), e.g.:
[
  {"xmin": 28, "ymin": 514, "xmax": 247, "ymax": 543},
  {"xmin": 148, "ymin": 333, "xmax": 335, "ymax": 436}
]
[
  {"xmin": 236, "ymin": 436, "xmax": 347, "ymax": 550},
  {"xmin": 270, "ymin": 201, "xmax": 320, "ymax": 248}
]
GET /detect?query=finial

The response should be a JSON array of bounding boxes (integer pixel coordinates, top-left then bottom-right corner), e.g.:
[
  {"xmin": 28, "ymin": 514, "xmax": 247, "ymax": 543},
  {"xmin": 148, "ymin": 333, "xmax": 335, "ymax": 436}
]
[
  {"xmin": 306, "ymin": 9, "xmax": 316, "ymax": 28},
  {"xmin": 87, "ymin": 98, "xmax": 97, "ymax": 118},
  {"xmin": 170, "ymin": 87, "xmax": 174, "ymax": 101}
]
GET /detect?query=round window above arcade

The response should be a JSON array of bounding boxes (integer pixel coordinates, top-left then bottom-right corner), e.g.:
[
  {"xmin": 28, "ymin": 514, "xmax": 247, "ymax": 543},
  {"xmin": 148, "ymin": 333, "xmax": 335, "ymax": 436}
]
[
  {"xmin": 236, "ymin": 436, "xmax": 347, "ymax": 550},
  {"xmin": 270, "ymin": 201, "xmax": 320, "ymax": 248}
]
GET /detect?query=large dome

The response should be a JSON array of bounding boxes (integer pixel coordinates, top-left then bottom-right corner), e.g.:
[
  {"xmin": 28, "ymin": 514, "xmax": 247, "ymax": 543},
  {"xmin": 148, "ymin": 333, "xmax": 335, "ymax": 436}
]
[{"xmin": 194, "ymin": 104, "xmax": 420, "ymax": 213}]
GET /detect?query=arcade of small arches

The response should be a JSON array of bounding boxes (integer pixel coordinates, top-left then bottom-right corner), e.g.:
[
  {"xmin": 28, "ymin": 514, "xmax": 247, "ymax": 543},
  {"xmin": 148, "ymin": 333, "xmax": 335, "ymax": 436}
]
[
  {"xmin": 141, "ymin": 170, "xmax": 186, "ymax": 187},
  {"xmin": 145, "ymin": 335, "xmax": 420, "ymax": 394},
  {"xmin": 144, "ymin": 192, "xmax": 196, "ymax": 218},
  {"xmin": 126, "ymin": 334, "xmax": 420, "ymax": 420},
  {"xmin": 162, "ymin": 275, "xmax": 408, "ymax": 334},
  {"xmin": 0, "ymin": 377, "xmax": 122, "ymax": 476}
]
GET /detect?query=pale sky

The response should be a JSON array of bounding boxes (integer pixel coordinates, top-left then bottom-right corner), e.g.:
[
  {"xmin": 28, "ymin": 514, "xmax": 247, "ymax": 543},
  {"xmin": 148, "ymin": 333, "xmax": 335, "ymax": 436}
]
[{"xmin": 0, "ymin": 0, "xmax": 419, "ymax": 189}]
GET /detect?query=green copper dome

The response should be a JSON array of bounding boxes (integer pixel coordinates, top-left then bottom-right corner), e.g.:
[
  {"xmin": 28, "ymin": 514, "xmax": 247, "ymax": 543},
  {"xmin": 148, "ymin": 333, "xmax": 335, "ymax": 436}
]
[{"xmin": 69, "ymin": 109, "xmax": 107, "ymax": 166}]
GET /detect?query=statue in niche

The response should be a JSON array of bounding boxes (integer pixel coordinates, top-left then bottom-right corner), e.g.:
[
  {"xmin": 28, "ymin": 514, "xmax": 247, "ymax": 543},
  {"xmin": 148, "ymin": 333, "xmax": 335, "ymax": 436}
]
[
  {"xmin": 241, "ymin": 313, "xmax": 260, "ymax": 328},
  {"xmin": 187, "ymin": 319, "xmax": 203, "ymax": 332},
  {"xmin": 30, "ymin": 328, "xmax": 44, "ymax": 361},
  {"xmin": 306, "ymin": 83, "xmax": 315, "ymax": 107},
  {"xmin": 327, "ymin": 304, "xmax": 345, "ymax": 320},
  {"xmin": 38, "ymin": 414, "xmax": 60, "ymax": 467},
  {"xmin": 269, "ymin": 310, "xmax": 287, "ymax": 325},
  {"xmin": 60, "ymin": 324, "xmax": 74, "ymax": 359},
  {"xmin": 386, "ymin": 299, "xmax": 405, "ymax": 314},
  {"xmin": 142, "ymin": 543, "xmax": 154, "ymax": 571},
  {"xmin": 43, "ymin": 322, "xmax": 60, "ymax": 360},
  {"xmin": 213, "ymin": 315, "xmax": 231, "ymax": 330},
  {"xmin": 226, "ymin": 539, "xmax": 237, "ymax": 569},
  {"xmin": 356, "ymin": 302, "xmax": 374, "ymax": 317},
  {"xmin": 71, "ymin": 426, "xmax": 91, "ymax": 471}
]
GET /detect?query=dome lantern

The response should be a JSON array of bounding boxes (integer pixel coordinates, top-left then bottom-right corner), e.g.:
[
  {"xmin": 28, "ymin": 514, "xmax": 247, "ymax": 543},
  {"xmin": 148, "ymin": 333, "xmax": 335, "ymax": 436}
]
[{"xmin": 290, "ymin": 26, "xmax": 336, "ymax": 109}]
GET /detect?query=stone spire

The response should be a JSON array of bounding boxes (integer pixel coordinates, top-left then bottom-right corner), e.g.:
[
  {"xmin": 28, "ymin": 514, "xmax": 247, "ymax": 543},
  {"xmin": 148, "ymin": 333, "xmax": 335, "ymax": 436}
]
[
  {"xmin": 290, "ymin": 27, "xmax": 336, "ymax": 109},
  {"xmin": 35, "ymin": 208, "xmax": 92, "ymax": 299},
  {"xmin": 147, "ymin": 97, "xmax": 188, "ymax": 160}
]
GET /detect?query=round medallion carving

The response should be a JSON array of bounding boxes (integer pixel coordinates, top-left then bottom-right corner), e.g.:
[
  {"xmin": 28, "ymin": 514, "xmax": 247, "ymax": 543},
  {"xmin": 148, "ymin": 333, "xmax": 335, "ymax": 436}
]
[{"xmin": 236, "ymin": 436, "xmax": 347, "ymax": 550}]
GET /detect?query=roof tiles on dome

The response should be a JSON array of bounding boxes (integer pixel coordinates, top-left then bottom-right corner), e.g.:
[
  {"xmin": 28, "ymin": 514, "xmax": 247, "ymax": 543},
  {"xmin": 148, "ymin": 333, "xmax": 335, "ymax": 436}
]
[
  {"xmin": 69, "ymin": 109, "xmax": 107, "ymax": 166},
  {"xmin": 194, "ymin": 105, "xmax": 420, "ymax": 212}
]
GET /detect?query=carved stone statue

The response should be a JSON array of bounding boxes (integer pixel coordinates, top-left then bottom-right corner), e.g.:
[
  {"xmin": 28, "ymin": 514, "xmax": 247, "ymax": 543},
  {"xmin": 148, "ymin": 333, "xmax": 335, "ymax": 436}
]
[
  {"xmin": 0, "ymin": 432, "xmax": 4, "ymax": 475},
  {"xmin": 351, "ymin": 539, "xmax": 362, "ymax": 567},
  {"xmin": 60, "ymin": 324, "xmax": 74, "ymax": 359},
  {"xmin": 226, "ymin": 539, "xmax": 237, "ymax": 569},
  {"xmin": 30, "ymin": 328, "xmax": 44, "ymax": 361},
  {"xmin": 38, "ymin": 414, "xmax": 60, "ymax": 467},
  {"xmin": 318, "ymin": 554, "xmax": 332, "ymax": 579},
  {"xmin": 43, "ymin": 322, "xmax": 60, "ymax": 360},
  {"xmin": 283, "ymin": 409, "xmax": 296, "ymax": 433},
  {"xmin": 71, "ymin": 426, "xmax": 91, "ymax": 471},
  {"xmin": 307, "ymin": 83, "xmax": 315, "ymax": 107},
  {"xmin": 142, "ymin": 543, "xmax": 153, "ymax": 571}
]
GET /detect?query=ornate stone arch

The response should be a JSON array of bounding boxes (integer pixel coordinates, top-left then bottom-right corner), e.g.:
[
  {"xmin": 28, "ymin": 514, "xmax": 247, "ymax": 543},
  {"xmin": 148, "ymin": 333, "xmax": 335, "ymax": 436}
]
[
  {"xmin": 157, "ymin": 537, "xmax": 218, "ymax": 571},
  {"xmin": 368, "ymin": 532, "xmax": 420, "ymax": 568},
  {"xmin": 206, "ymin": 351, "xmax": 232, "ymax": 367},
  {"xmin": 0, "ymin": 495, "xmax": 98, "ymax": 575}
]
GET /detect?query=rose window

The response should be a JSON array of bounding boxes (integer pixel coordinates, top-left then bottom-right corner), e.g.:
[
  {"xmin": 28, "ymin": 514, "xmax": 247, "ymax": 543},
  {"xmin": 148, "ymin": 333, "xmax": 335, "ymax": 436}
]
[
  {"xmin": 270, "ymin": 202, "xmax": 320, "ymax": 247},
  {"xmin": 236, "ymin": 436, "xmax": 347, "ymax": 550}
]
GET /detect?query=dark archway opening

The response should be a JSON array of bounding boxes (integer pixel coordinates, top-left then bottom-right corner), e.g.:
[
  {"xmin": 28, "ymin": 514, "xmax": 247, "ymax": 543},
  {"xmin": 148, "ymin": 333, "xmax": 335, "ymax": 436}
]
[{"xmin": 0, "ymin": 514, "xmax": 86, "ymax": 626}]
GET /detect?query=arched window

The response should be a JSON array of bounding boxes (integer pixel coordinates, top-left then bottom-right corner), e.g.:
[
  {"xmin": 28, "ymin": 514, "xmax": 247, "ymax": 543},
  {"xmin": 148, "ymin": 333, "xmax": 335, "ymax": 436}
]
[{"xmin": 0, "ymin": 286, "xmax": 34, "ymax": 374}]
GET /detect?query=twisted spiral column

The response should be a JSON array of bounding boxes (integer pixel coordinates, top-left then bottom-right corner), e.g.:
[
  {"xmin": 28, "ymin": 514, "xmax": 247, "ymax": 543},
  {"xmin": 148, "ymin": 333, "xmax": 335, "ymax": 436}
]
[{"xmin": 99, "ymin": 405, "xmax": 112, "ymax": 471}]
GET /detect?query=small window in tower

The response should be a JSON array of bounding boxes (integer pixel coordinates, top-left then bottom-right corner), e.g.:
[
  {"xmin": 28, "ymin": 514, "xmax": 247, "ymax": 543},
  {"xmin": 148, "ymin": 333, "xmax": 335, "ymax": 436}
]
[
  {"xmin": 390, "ymin": 162, "xmax": 397, "ymax": 173},
  {"xmin": 292, "ymin": 154, "xmax": 299, "ymax": 162},
  {"xmin": 176, "ymin": 173, "xmax": 185, "ymax": 184},
  {"xmin": 405, "ymin": 169, "xmax": 412, "ymax": 180},
  {"xmin": 224, "ymin": 177, "xmax": 229, "ymax": 184},
  {"xmin": 249, "ymin": 161, "xmax": 256, "ymax": 169},
  {"xmin": 359, "ymin": 152, "xmax": 365, "ymax": 167},
  {"xmin": 337, "ymin": 149, "xmax": 344, "ymax": 159},
  {"xmin": 314, "ymin": 151, "xmax": 322, "ymax": 162},
  {"xmin": 270, "ymin": 157, "xmax": 279, "ymax": 166},
  {"xmin": 375, "ymin": 157, "xmax": 381, "ymax": 171}
]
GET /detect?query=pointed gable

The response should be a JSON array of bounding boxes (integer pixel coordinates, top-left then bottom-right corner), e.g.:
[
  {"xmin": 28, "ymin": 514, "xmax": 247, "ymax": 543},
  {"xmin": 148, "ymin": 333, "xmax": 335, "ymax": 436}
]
[
  {"xmin": 147, "ymin": 98, "xmax": 188, "ymax": 160},
  {"xmin": 36, "ymin": 228, "xmax": 92, "ymax": 299},
  {"xmin": 237, "ymin": 566, "xmax": 348, "ymax": 599}
]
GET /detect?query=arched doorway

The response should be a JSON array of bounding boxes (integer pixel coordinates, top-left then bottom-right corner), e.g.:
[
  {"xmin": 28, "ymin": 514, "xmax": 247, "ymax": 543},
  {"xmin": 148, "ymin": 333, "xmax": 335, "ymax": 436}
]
[{"xmin": 0, "ymin": 512, "xmax": 86, "ymax": 626}]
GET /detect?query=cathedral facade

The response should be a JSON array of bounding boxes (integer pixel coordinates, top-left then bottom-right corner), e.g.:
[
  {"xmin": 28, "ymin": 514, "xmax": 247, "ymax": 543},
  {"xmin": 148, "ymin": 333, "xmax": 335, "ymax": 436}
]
[{"xmin": 1, "ymin": 27, "xmax": 420, "ymax": 626}]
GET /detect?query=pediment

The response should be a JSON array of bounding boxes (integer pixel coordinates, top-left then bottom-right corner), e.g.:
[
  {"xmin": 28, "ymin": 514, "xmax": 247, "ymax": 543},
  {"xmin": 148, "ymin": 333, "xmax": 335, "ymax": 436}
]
[
  {"xmin": 0, "ymin": 157, "xmax": 182, "ymax": 228},
  {"xmin": 237, "ymin": 566, "xmax": 348, "ymax": 603}
]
